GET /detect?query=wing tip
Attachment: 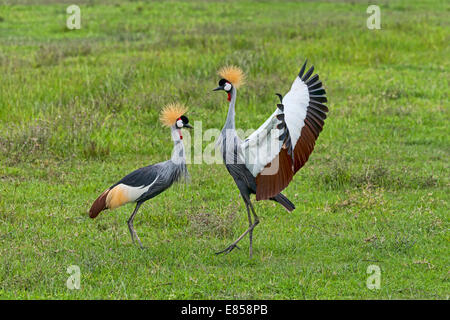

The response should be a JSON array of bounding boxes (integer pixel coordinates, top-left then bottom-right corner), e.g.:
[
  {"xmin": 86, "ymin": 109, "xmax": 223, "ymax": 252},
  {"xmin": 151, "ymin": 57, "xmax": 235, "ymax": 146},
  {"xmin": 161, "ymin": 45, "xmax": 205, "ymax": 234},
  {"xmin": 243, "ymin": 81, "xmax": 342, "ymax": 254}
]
[{"xmin": 298, "ymin": 59, "xmax": 308, "ymax": 78}]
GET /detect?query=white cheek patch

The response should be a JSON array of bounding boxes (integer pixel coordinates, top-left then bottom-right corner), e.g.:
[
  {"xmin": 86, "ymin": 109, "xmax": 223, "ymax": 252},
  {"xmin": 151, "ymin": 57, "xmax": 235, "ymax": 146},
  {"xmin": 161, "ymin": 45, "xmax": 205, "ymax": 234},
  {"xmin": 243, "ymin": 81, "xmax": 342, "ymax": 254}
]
[
  {"xmin": 224, "ymin": 82, "xmax": 232, "ymax": 91},
  {"xmin": 176, "ymin": 119, "xmax": 184, "ymax": 128}
]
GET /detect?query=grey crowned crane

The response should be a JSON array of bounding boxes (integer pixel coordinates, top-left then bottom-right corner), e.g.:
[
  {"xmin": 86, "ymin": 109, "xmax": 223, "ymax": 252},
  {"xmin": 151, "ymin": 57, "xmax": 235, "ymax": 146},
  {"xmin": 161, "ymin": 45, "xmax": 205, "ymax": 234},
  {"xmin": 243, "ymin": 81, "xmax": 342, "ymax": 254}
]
[
  {"xmin": 89, "ymin": 103, "xmax": 193, "ymax": 248},
  {"xmin": 213, "ymin": 61, "xmax": 328, "ymax": 257}
]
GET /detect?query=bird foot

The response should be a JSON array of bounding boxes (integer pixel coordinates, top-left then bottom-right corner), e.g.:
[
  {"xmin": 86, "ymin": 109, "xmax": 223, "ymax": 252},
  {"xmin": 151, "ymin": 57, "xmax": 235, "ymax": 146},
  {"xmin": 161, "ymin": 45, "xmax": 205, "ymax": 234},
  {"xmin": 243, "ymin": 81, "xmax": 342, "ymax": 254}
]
[{"xmin": 215, "ymin": 243, "xmax": 241, "ymax": 255}]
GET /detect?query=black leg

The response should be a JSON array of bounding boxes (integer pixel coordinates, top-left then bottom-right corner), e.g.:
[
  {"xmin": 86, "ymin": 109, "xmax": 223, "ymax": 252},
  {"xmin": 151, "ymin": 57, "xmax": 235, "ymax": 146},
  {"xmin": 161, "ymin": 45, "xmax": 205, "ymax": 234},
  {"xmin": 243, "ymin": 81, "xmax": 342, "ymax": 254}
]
[
  {"xmin": 248, "ymin": 200, "xmax": 259, "ymax": 225},
  {"xmin": 246, "ymin": 202, "xmax": 254, "ymax": 258},
  {"xmin": 216, "ymin": 198, "xmax": 259, "ymax": 256},
  {"xmin": 127, "ymin": 202, "xmax": 143, "ymax": 249}
]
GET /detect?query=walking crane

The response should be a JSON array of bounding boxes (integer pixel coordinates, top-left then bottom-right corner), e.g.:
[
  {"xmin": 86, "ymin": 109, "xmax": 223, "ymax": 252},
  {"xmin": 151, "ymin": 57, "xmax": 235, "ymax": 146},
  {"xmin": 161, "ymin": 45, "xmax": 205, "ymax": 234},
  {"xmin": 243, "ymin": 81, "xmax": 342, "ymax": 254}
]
[
  {"xmin": 212, "ymin": 61, "xmax": 328, "ymax": 257},
  {"xmin": 88, "ymin": 103, "xmax": 193, "ymax": 248}
]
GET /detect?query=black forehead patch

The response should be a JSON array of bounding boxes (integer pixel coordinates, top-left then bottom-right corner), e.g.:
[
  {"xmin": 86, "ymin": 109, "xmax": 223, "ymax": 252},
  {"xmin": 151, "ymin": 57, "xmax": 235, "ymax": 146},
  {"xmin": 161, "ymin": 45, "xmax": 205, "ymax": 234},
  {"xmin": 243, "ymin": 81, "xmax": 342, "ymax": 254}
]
[
  {"xmin": 218, "ymin": 78, "xmax": 229, "ymax": 86},
  {"xmin": 180, "ymin": 115, "xmax": 189, "ymax": 124}
]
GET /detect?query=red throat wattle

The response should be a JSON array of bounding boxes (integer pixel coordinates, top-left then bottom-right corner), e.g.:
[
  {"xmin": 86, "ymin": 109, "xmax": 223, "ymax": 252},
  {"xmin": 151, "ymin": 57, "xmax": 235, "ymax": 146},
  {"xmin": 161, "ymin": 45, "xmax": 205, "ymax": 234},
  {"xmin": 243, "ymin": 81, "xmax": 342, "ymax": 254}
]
[
  {"xmin": 227, "ymin": 92, "xmax": 231, "ymax": 101},
  {"xmin": 178, "ymin": 129, "xmax": 183, "ymax": 140}
]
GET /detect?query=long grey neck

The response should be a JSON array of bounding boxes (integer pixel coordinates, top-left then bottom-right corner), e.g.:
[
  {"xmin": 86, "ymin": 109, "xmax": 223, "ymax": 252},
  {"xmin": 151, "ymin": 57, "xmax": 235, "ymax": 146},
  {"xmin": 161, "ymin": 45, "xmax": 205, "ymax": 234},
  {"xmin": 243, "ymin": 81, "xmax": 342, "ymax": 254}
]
[
  {"xmin": 170, "ymin": 127, "xmax": 186, "ymax": 165},
  {"xmin": 220, "ymin": 87, "xmax": 240, "ymax": 164},
  {"xmin": 223, "ymin": 87, "xmax": 237, "ymax": 131}
]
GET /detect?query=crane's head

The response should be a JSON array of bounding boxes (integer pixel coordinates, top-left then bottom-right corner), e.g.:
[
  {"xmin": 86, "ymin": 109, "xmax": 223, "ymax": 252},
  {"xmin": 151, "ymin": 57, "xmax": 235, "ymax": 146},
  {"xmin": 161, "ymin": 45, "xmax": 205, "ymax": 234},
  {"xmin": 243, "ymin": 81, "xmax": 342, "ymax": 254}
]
[
  {"xmin": 160, "ymin": 103, "xmax": 193, "ymax": 140},
  {"xmin": 213, "ymin": 65, "xmax": 245, "ymax": 101},
  {"xmin": 175, "ymin": 115, "xmax": 192, "ymax": 129}
]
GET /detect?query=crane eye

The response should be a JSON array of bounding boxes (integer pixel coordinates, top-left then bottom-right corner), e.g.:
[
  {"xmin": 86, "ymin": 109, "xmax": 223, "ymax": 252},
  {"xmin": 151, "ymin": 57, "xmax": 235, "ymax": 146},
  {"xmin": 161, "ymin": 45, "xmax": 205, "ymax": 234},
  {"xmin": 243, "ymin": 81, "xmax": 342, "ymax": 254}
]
[
  {"xmin": 224, "ymin": 82, "xmax": 232, "ymax": 91},
  {"xmin": 176, "ymin": 119, "xmax": 184, "ymax": 128}
]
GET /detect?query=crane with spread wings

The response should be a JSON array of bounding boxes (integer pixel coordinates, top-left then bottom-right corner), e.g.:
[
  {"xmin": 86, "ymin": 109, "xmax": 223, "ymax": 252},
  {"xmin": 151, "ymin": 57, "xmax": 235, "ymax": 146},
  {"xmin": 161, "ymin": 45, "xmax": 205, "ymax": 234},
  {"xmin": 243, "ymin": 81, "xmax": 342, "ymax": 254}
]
[{"xmin": 213, "ymin": 61, "xmax": 328, "ymax": 257}]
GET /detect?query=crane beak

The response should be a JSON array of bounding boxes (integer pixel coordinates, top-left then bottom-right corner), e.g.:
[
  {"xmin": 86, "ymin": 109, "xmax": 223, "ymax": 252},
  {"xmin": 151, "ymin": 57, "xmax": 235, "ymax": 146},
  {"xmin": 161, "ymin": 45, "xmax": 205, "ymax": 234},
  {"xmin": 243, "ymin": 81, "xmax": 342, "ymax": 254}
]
[
  {"xmin": 184, "ymin": 123, "xmax": 193, "ymax": 129},
  {"xmin": 212, "ymin": 86, "xmax": 224, "ymax": 91}
]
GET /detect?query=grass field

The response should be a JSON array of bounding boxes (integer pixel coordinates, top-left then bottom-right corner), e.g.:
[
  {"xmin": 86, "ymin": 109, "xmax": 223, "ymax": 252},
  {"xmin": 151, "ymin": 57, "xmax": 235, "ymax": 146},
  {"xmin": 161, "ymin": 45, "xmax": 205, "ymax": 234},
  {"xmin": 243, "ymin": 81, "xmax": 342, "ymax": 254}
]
[{"xmin": 0, "ymin": 0, "xmax": 448, "ymax": 299}]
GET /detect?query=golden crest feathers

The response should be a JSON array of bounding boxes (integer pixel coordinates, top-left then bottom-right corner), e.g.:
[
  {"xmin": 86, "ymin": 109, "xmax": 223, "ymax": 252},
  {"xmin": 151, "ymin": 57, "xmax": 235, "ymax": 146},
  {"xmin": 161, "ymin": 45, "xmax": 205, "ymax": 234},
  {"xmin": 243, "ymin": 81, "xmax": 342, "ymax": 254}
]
[
  {"xmin": 218, "ymin": 65, "xmax": 246, "ymax": 88},
  {"xmin": 160, "ymin": 103, "xmax": 188, "ymax": 127}
]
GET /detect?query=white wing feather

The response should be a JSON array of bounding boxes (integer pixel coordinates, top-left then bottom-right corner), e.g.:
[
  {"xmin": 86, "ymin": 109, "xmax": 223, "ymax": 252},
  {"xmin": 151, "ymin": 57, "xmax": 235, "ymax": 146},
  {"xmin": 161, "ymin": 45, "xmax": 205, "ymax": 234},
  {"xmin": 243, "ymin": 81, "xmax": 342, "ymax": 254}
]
[
  {"xmin": 241, "ymin": 75, "xmax": 310, "ymax": 177},
  {"xmin": 282, "ymin": 77, "xmax": 310, "ymax": 146}
]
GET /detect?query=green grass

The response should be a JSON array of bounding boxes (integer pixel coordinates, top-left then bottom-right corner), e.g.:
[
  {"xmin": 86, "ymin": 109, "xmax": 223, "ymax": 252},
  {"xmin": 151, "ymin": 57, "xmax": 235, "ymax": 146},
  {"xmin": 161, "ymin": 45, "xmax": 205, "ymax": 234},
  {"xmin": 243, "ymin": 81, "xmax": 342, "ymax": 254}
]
[{"xmin": 0, "ymin": 0, "xmax": 448, "ymax": 299}]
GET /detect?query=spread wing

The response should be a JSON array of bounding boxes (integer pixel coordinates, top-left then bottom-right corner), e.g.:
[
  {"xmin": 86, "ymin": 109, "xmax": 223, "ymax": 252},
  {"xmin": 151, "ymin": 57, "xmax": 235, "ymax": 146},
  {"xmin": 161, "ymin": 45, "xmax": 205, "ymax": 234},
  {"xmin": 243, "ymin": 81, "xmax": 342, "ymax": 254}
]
[{"xmin": 241, "ymin": 60, "xmax": 329, "ymax": 200}]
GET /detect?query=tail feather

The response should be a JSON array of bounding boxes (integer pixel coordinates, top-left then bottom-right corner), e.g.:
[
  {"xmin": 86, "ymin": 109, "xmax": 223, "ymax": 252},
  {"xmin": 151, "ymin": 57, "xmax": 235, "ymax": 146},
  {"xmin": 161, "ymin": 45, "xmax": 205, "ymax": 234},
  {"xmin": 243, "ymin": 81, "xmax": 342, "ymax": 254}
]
[
  {"xmin": 271, "ymin": 193, "xmax": 295, "ymax": 212},
  {"xmin": 89, "ymin": 189, "xmax": 110, "ymax": 218}
]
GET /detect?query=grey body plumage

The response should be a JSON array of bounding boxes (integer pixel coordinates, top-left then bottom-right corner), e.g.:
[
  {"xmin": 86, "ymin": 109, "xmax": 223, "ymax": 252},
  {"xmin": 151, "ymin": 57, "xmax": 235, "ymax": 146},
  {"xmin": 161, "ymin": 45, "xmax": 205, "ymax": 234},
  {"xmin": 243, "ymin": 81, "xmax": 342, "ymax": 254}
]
[
  {"xmin": 111, "ymin": 158, "xmax": 187, "ymax": 204},
  {"xmin": 219, "ymin": 87, "xmax": 257, "ymax": 196}
]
